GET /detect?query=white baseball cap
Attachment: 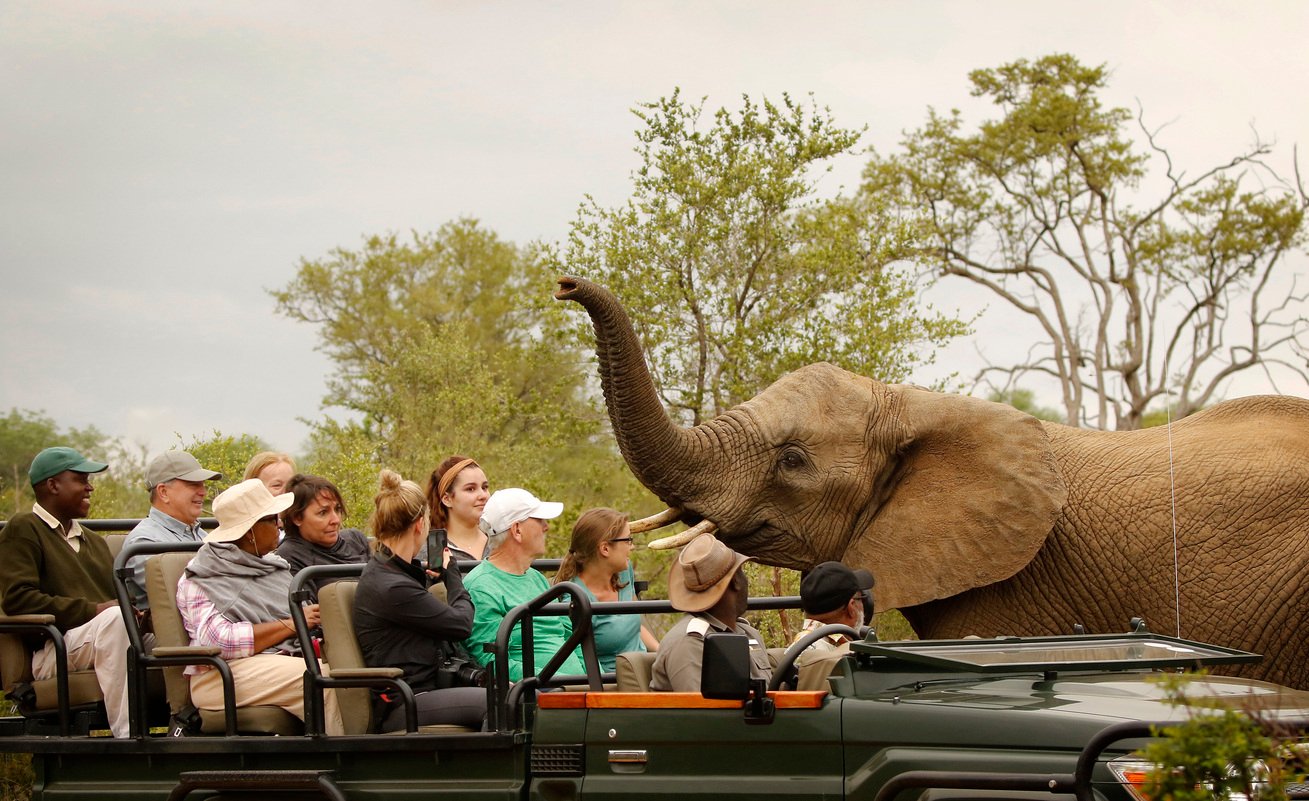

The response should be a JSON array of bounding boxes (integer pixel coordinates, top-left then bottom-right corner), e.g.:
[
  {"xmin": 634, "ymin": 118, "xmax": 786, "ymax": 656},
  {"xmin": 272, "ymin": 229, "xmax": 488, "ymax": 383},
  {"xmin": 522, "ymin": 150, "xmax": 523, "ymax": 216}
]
[{"xmin": 478, "ymin": 488, "xmax": 563, "ymax": 537}]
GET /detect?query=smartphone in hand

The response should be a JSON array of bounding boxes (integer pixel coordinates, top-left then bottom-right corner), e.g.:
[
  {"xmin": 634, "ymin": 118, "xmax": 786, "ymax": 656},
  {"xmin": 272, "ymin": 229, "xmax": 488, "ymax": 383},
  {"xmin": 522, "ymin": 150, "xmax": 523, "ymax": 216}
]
[{"xmin": 425, "ymin": 528, "xmax": 447, "ymax": 587}]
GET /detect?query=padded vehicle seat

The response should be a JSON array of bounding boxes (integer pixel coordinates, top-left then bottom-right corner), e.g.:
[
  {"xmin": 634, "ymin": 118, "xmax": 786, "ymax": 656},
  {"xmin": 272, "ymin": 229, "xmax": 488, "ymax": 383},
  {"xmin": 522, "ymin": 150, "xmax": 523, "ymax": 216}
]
[
  {"xmin": 615, "ymin": 650, "xmax": 656, "ymax": 692},
  {"xmin": 0, "ymin": 530, "xmax": 129, "ymax": 731},
  {"xmin": 317, "ymin": 579, "xmax": 475, "ymax": 734},
  {"xmin": 146, "ymin": 552, "xmax": 302, "ymax": 735}
]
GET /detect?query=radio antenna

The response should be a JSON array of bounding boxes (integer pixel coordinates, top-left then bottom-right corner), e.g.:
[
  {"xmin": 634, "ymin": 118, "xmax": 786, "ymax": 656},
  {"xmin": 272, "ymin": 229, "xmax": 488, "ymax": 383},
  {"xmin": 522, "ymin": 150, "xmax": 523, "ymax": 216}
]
[{"xmin": 1164, "ymin": 385, "xmax": 1181, "ymax": 638}]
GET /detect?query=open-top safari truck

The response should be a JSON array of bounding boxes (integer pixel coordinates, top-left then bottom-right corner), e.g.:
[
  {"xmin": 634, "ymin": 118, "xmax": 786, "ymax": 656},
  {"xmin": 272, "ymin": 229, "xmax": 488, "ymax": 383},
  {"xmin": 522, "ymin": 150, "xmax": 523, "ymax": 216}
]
[{"xmin": 1, "ymin": 536, "xmax": 1307, "ymax": 801}]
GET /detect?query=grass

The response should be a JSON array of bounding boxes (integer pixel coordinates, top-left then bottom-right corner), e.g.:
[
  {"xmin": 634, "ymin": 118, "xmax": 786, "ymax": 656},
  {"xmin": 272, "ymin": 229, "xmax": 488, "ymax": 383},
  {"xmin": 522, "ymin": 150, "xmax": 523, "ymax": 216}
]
[{"xmin": 0, "ymin": 700, "xmax": 31, "ymax": 801}]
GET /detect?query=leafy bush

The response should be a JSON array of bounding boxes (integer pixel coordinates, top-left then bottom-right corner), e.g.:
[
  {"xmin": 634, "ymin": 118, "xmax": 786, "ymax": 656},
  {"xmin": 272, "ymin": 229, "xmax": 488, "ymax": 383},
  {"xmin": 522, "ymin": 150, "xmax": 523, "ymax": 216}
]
[{"xmin": 1140, "ymin": 672, "xmax": 1307, "ymax": 801}]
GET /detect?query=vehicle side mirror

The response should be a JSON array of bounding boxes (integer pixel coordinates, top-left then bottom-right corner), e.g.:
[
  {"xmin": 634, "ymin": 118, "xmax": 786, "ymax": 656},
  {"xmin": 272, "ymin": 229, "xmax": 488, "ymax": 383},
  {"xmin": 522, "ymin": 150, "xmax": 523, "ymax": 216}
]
[{"xmin": 701, "ymin": 633, "xmax": 751, "ymax": 700}]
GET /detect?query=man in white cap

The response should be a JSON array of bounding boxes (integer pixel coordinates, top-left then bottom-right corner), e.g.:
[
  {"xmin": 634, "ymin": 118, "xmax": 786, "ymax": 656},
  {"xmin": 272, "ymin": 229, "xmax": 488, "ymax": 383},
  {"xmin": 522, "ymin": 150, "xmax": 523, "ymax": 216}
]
[
  {"xmin": 123, "ymin": 450, "xmax": 221, "ymax": 608},
  {"xmin": 462, "ymin": 488, "xmax": 585, "ymax": 682},
  {"xmin": 649, "ymin": 534, "xmax": 772, "ymax": 693},
  {"xmin": 0, "ymin": 446, "xmax": 141, "ymax": 737}
]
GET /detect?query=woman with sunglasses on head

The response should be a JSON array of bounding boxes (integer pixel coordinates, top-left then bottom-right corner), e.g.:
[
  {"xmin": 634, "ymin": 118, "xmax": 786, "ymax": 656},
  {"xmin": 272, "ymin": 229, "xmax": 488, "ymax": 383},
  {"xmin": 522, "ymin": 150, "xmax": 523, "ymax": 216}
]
[
  {"xmin": 354, "ymin": 470, "xmax": 486, "ymax": 731},
  {"xmin": 425, "ymin": 455, "xmax": 491, "ymax": 563},
  {"xmin": 176, "ymin": 479, "xmax": 343, "ymax": 734},
  {"xmin": 553, "ymin": 508, "xmax": 659, "ymax": 673}
]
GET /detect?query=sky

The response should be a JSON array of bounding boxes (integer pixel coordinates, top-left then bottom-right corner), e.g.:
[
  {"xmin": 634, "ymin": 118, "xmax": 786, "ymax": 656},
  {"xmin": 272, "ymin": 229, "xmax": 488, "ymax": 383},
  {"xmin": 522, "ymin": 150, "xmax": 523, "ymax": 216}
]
[{"xmin": 2, "ymin": 1, "xmax": 1306, "ymax": 456}]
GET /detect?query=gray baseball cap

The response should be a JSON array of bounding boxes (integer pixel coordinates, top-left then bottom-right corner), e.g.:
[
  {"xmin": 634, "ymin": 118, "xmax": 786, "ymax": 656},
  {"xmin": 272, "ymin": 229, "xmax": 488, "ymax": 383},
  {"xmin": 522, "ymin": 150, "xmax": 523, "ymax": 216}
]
[{"xmin": 146, "ymin": 451, "xmax": 221, "ymax": 489}]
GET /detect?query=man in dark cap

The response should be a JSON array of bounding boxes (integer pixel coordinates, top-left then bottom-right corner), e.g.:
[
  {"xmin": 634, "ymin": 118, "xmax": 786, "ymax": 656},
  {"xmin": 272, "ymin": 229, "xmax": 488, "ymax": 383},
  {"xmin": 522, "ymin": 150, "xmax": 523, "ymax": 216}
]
[
  {"xmin": 789, "ymin": 561, "xmax": 875, "ymax": 691},
  {"xmin": 0, "ymin": 447, "xmax": 138, "ymax": 737},
  {"xmin": 649, "ymin": 534, "xmax": 772, "ymax": 692},
  {"xmin": 123, "ymin": 450, "xmax": 221, "ymax": 607}
]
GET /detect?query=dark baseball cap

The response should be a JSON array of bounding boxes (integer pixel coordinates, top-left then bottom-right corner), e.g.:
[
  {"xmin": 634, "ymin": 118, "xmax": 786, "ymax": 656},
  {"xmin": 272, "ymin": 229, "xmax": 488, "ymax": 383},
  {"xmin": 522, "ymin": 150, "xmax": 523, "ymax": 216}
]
[
  {"xmin": 800, "ymin": 561, "xmax": 875, "ymax": 615},
  {"xmin": 29, "ymin": 447, "xmax": 109, "ymax": 485}
]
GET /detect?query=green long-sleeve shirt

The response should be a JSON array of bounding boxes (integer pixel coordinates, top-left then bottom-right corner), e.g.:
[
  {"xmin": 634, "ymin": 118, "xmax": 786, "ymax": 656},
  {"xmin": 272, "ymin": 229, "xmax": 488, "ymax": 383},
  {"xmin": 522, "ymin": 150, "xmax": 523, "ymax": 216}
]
[
  {"xmin": 0, "ymin": 511, "xmax": 115, "ymax": 631},
  {"xmin": 462, "ymin": 560, "xmax": 584, "ymax": 682}
]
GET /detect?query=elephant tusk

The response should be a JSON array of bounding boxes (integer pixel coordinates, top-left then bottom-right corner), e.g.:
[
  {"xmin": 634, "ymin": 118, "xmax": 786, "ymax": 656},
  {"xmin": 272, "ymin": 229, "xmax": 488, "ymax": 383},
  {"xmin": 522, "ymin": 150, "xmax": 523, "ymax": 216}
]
[
  {"xmin": 629, "ymin": 507, "xmax": 683, "ymax": 534},
  {"xmin": 647, "ymin": 519, "xmax": 717, "ymax": 550}
]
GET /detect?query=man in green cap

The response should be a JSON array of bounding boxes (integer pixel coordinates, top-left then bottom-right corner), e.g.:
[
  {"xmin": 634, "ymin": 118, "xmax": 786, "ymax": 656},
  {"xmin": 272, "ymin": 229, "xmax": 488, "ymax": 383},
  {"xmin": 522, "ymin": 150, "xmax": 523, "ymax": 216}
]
[{"xmin": 0, "ymin": 446, "xmax": 138, "ymax": 738}]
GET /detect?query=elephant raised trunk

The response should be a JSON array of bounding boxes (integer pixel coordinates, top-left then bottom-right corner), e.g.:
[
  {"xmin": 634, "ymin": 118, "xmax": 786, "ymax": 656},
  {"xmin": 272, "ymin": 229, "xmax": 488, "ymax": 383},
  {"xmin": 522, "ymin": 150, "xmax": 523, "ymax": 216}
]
[{"xmin": 555, "ymin": 277, "xmax": 712, "ymax": 508}]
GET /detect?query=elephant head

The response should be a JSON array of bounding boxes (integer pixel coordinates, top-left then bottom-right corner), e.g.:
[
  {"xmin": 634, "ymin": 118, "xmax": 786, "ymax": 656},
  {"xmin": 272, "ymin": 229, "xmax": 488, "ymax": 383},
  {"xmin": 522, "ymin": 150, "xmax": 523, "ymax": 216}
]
[{"xmin": 557, "ymin": 276, "xmax": 1069, "ymax": 611}]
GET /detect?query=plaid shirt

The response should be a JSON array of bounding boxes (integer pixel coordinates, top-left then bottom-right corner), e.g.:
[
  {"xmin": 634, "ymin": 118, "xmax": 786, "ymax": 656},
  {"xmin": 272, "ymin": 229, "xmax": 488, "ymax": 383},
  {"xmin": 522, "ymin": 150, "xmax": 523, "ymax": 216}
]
[
  {"xmin": 790, "ymin": 617, "xmax": 854, "ymax": 652},
  {"xmin": 175, "ymin": 572, "xmax": 255, "ymax": 675}
]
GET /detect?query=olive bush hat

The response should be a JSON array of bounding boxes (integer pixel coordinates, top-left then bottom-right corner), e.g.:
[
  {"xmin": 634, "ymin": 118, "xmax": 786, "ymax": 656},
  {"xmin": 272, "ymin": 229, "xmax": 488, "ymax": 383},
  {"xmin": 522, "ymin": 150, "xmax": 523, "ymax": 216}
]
[
  {"xmin": 205, "ymin": 479, "xmax": 295, "ymax": 544},
  {"xmin": 668, "ymin": 534, "xmax": 753, "ymax": 613},
  {"xmin": 29, "ymin": 447, "xmax": 108, "ymax": 485}
]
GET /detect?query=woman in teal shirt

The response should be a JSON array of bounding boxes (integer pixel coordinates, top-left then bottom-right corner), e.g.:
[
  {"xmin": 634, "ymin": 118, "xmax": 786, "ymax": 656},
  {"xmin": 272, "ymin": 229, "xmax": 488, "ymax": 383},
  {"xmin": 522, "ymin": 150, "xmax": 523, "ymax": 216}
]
[{"xmin": 554, "ymin": 508, "xmax": 659, "ymax": 672}]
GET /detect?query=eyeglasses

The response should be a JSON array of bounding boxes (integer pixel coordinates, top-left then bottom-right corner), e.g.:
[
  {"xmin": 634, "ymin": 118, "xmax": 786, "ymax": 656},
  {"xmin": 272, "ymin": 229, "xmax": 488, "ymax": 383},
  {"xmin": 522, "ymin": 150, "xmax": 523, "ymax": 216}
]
[
  {"xmin": 608, "ymin": 537, "xmax": 634, "ymax": 544},
  {"xmin": 256, "ymin": 515, "xmax": 280, "ymax": 527}
]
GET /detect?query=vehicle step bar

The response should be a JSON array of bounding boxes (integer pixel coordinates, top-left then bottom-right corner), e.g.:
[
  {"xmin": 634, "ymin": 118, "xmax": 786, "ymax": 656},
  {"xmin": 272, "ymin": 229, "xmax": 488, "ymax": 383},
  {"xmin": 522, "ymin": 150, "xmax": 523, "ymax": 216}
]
[{"xmin": 166, "ymin": 770, "xmax": 346, "ymax": 801}]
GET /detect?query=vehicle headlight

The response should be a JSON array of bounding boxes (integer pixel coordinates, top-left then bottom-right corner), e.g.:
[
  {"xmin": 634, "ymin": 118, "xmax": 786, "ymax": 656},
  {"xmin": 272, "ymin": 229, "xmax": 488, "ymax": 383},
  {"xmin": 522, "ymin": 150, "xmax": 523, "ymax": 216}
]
[{"xmin": 1107, "ymin": 755, "xmax": 1277, "ymax": 801}]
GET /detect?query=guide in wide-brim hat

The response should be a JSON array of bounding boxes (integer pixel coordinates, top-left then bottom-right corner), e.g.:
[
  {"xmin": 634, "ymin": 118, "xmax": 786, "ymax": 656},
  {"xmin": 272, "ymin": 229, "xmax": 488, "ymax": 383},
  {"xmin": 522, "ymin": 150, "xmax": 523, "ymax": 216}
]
[
  {"xmin": 668, "ymin": 534, "xmax": 753, "ymax": 613},
  {"xmin": 205, "ymin": 478, "xmax": 295, "ymax": 544}
]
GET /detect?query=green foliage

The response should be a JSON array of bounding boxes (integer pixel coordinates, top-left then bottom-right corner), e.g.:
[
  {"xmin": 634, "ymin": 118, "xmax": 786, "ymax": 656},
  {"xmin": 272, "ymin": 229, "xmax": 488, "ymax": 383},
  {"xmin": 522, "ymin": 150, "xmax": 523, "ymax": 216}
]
[
  {"xmin": 864, "ymin": 53, "xmax": 1309, "ymax": 430},
  {"xmin": 274, "ymin": 218, "xmax": 656, "ymax": 545},
  {"xmin": 0, "ymin": 407, "xmax": 144, "ymax": 520},
  {"xmin": 1140, "ymin": 672, "xmax": 1306, "ymax": 801},
  {"xmin": 172, "ymin": 431, "xmax": 271, "ymax": 513},
  {"xmin": 556, "ymin": 90, "xmax": 969, "ymax": 425},
  {"xmin": 987, "ymin": 389, "xmax": 1064, "ymax": 423}
]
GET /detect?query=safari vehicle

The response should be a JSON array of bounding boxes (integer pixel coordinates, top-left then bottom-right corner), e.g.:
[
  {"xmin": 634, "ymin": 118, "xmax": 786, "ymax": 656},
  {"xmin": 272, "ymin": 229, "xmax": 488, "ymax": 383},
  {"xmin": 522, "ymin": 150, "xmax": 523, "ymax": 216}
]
[{"xmin": 1, "ymin": 538, "xmax": 1308, "ymax": 801}]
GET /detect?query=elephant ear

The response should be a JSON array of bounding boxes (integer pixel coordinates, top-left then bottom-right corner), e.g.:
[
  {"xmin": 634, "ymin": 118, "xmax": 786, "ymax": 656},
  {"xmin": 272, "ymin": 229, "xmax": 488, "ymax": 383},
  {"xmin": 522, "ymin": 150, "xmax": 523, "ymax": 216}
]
[{"xmin": 843, "ymin": 385, "xmax": 1067, "ymax": 611}]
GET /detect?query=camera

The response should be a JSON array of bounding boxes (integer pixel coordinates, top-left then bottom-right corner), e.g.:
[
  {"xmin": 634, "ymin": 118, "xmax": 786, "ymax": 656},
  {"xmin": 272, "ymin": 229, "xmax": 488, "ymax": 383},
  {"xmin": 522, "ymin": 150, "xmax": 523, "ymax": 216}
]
[{"xmin": 437, "ymin": 656, "xmax": 488, "ymax": 689}]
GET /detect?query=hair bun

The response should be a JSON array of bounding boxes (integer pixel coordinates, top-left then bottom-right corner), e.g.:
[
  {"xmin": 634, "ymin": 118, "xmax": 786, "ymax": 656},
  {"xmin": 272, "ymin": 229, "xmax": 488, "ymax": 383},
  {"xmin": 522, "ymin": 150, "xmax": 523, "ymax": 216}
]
[{"xmin": 378, "ymin": 468, "xmax": 403, "ymax": 492}]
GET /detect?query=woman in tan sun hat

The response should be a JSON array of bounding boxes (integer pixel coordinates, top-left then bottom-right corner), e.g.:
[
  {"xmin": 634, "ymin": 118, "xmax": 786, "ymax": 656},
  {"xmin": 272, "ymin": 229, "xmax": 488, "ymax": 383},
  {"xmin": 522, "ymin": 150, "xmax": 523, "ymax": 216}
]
[
  {"xmin": 649, "ymin": 534, "xmax": 773, "ymax": 692},
  {"xmin": 175, "ymin": 478, "xmax": 343, "ymax": 734}
]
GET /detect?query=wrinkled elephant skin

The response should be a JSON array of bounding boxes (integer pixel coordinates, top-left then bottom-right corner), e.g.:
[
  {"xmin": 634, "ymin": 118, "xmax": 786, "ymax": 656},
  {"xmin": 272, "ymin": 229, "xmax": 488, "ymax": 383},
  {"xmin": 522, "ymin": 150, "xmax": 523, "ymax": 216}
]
[{"xmin": 557, "ymin": 276, "xmax": 1309, "ymax": 689}]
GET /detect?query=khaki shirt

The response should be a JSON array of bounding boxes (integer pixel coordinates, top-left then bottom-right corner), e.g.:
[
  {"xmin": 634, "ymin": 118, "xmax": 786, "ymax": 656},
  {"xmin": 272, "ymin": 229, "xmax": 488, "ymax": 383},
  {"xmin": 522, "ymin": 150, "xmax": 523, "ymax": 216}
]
[{"xmin": 650, "ymin": 612, "xmax": 771, "ymax": 692}]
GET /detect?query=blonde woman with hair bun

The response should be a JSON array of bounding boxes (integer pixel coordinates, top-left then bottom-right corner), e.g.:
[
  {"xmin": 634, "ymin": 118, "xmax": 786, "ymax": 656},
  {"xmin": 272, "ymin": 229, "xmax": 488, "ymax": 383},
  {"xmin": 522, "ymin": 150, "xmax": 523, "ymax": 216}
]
[{"xmin": 352, "ymin": 469, "xmax": 486, "ymax": 731}]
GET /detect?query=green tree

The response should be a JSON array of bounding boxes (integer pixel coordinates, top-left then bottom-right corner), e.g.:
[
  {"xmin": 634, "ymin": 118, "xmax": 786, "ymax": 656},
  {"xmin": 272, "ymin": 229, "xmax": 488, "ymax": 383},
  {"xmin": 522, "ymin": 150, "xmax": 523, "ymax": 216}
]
[
  {"xmin": 556, "ymin": 90, "xmax": 969, "ymax": 427},
  {"xmin": 275, "ymin": 219, "xmax": 654, "ymax": 548},
  {"xmin": 0, "ymin": 409, "xmax": 134, "ymax": 519},
  {"xmin": 863, "ymin": 54, "xmax": 1308, "ymax": 430},
  {"xmin": 0, "ymin": 408, "xmax": 59, "ymax": 517},
  {"xmin": 987, "ymin": 388, "xmax": 1064, "ymax": 423}
]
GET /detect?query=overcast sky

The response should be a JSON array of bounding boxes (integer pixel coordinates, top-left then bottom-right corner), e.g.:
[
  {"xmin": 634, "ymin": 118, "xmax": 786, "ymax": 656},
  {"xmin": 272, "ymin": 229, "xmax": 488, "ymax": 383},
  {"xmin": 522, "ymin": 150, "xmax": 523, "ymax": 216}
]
[{"xmin": 2, "ymin": 1, "xmax": 1306, "ymax": 456}]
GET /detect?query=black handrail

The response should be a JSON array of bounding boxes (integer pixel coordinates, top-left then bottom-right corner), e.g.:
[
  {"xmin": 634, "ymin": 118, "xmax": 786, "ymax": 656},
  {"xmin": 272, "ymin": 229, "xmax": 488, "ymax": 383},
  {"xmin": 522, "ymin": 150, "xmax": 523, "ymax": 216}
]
[{"xmin": 0, "ymin": 517, "xmax": 221, "ymax": 533}]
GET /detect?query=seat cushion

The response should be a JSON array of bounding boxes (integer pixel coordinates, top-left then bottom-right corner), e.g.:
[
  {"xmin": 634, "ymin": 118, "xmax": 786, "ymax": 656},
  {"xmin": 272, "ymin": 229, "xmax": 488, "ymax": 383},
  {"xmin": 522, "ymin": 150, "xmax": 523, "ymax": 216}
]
[
  {"xmin": 199, "ymin": 705, "xmax": 304, "ymax": 736},
  {"xmin": 615, "ymin": 651, "xmax": 656, "ymax": 692}
]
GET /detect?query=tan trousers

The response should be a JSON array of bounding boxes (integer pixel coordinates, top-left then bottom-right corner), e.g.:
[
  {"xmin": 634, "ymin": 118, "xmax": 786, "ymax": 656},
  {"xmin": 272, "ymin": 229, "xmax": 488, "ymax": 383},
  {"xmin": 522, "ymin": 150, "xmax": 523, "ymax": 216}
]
[
  {"xmin": 189, "ymin": 653, "xmax": 344, "ymax": 736},
  {"xmin": 32, "ymin": 606, "xmax": 148, "ymax": 738}
]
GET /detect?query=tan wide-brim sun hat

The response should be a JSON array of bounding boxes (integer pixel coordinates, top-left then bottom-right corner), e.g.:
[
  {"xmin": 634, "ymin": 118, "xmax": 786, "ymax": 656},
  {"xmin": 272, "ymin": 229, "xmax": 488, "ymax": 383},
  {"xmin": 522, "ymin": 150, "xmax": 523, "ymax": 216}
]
[
  {"xmin": 667, "ymin": 533, "xmax": 753, "ymax": 613},
  {"xmin": 205, "ymin": 478, "xmax": 295, "ymax": 544}
]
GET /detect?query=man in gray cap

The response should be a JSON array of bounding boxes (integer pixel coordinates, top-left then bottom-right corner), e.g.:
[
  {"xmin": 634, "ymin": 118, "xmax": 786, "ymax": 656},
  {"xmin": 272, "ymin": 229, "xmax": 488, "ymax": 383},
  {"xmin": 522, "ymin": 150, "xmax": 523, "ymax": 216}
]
[
  {"xmin": 0, "ymin": 446, "xmax": 138, "ymax": 737},
  {"xmin": 123, "ymin": 451, "xmax": 221, "ymax": 607},
  {"xmin": 649, "ymin": 534, "xmax": 772, "ymax": 693}
]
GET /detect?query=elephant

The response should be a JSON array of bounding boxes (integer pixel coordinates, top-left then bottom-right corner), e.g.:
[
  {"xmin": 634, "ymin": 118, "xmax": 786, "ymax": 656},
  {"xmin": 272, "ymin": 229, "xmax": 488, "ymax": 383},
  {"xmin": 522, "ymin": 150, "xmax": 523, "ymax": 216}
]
[{"xmin": 556, "ymin": 275, "xmax": 1309, "ymax": 689}]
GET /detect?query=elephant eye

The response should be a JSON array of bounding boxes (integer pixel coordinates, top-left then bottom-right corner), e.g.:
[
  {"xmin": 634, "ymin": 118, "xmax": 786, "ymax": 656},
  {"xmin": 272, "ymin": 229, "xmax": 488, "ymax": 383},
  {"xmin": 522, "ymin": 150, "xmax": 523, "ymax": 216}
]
[{"xmin": 779, "ymin": 449, "xmax": 807, "ymax": 470}]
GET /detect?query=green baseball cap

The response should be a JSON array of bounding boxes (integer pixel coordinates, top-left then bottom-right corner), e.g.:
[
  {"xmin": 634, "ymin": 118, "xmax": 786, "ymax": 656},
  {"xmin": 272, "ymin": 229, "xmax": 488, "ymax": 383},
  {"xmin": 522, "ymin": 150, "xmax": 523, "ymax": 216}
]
[{"xmin": 29, "ymin": 447, "xmax": 109, "ymax": 485}]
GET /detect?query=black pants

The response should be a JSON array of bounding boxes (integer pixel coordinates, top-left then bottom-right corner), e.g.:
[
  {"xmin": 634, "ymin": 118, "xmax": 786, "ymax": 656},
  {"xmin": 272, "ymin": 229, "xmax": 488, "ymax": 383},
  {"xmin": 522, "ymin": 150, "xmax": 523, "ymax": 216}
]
[{"xmin": 381, "ymin": 686, "xmax": 486, "ymax": 732}]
